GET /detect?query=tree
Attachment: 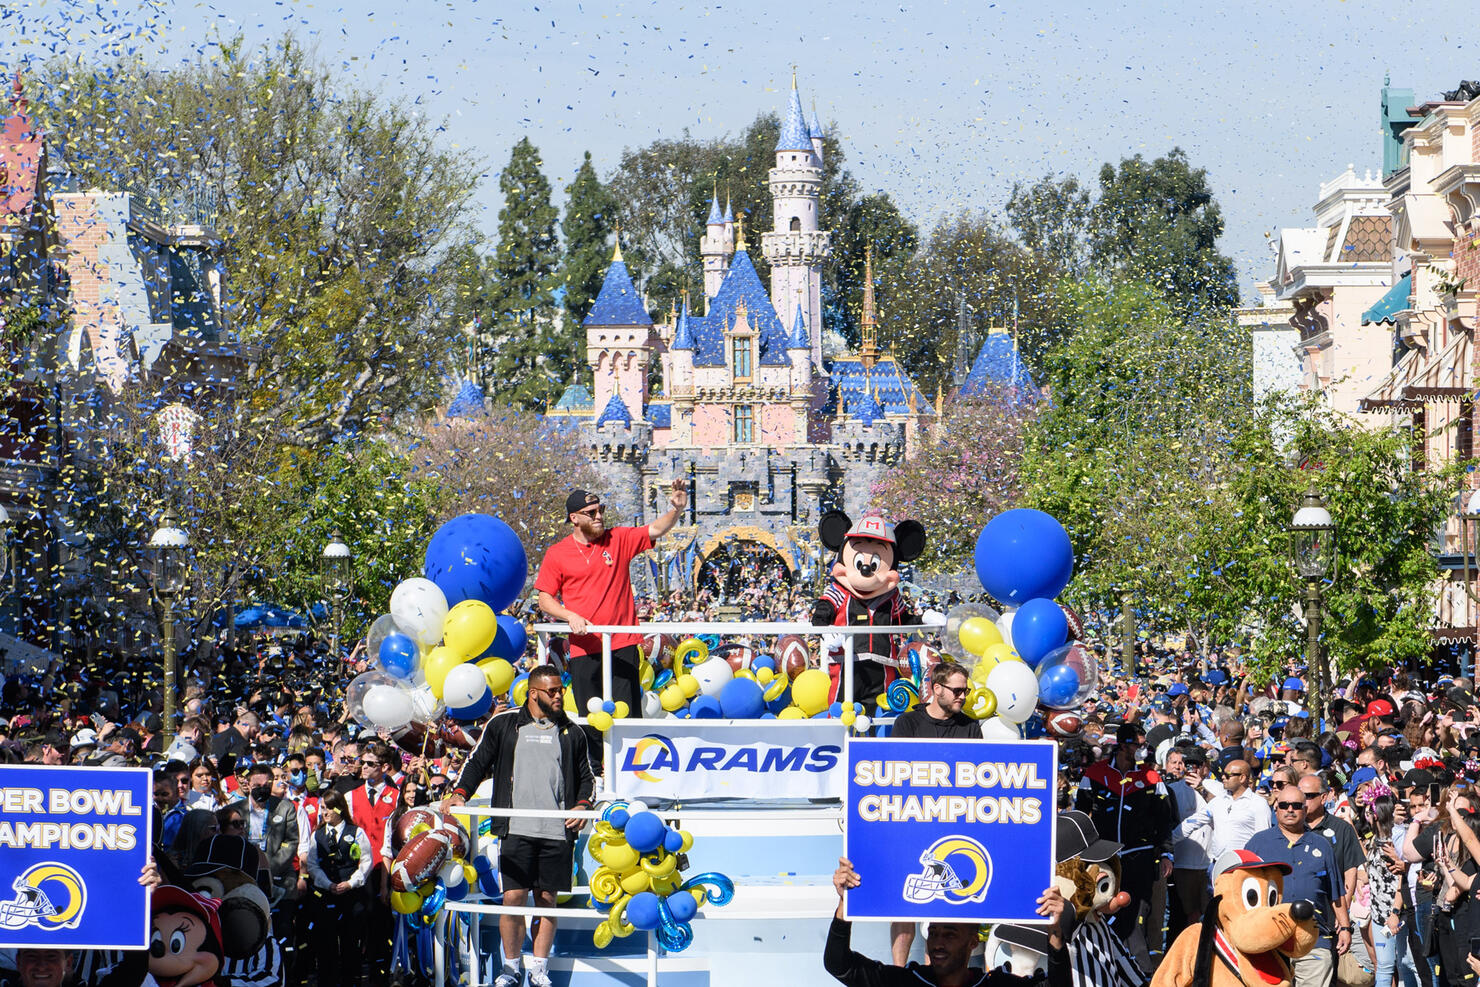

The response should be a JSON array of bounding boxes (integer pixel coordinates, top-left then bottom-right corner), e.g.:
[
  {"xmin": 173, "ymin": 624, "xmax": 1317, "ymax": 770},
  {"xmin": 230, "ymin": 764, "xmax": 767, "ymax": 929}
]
[
  {"xmin": 1089, "ymin": 149, "xmax": 1238, "ymax": 315},
  {"xmin": 561, "ymin": 151, "xmax": 620, "ymax": 327},
  {"xmin": 42, "ymin": 38, "xmax": 483, "ymax": 445},
  {"xmin": 482, "ymin": 136, "xmax": 562, "ymax": 409},
  {"xmin": 871, "ymin": 386, "xmax": 1036, "ymax": 572},
  {"xmin": 1006, "ymin": 173, "xmax": 1092, "ymax": 278},
  {"xmin": 828, "ymin": 193, "xmax": 919, "ymax": 349}
]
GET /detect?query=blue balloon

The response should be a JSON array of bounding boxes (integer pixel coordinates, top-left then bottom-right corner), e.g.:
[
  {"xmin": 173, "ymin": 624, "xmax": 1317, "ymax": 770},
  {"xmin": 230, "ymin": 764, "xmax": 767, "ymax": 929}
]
[
  {"xmin": 765, "ymin": 688, "xmax": 792, "ymax": 714},
  {"xmin": 663, "ymin": 829, "xmax": 684, "ymax": 853},
  {"xmin": 378, "ymin": 633, "xmax": 420, "ymax": 679},
  {"xmin": 717, "ymin": 678, "xmax": 765, "ymax": 719},
  {"xmin": 448, "ymin": 688, "xmax": 493, "ymax": 722},
  {"xmin": 624, "ymin": 811, "xmax": 667, "ymax": 853},
  {"xmin": 750, "ymin": 656, "xmax": 776, "ymax": 673},
  {"xmin": 1021, "ymin": 711, "xmax": 1048, "ymax": 739},
  {"xmin": 481, "ymin": 614, "xmax": 528, "ymax": 662},
  {"xmin": 1038, "ymin": 663, "xmax": 1082, "ymax": 708},
  {"xmin": 1012, "ymin": 598, "xmax": 1069, "ymax": 668},
  {"xmin": 667, "ymin": 890, "xmax": 698, "ymax": 923},
  {"xmin": 423, "ymin": 513, "xmax": 528, "ymax": 613},
  {"xmin": 472, "ymin": 856, "xmax": 500, "ymax": 898},
  {"xmin": 974, "ymin": 509, "xmax": 1074, "ymax": 604},
  {"xmin": 626, "ymin": 891, "xmax": 662, "ymax": 931},
  {"xmin": 689, "ymin": 696, "xmax": 723, "ymax": 719}
]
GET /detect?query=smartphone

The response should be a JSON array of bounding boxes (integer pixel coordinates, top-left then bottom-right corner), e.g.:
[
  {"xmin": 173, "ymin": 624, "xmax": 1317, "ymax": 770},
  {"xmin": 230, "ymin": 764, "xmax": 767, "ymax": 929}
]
[{"xmin": 1469, "ymin": 936, "xmax": 1480, "ymax": 958}]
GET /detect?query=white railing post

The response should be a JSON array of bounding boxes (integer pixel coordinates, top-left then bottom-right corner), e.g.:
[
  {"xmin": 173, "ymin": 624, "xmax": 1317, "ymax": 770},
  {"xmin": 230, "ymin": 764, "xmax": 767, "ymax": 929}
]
[
  {"xmin": 602, "ymin": 631, "xmax": 615, "ymax": 787},
  {"xmin": 537, "ymin": 630, "xmax": 550, "ymax": 667},
  {"xmin": 433, "ymin": 910, "xmax": 446, "ymax": 986},
  {"xmin": 647, "ymin": 930, "xmax": 659, "ymax": 987},
  {"xmin": 842, "ymin": 632, "xmax": 855, "ymax": 710}
]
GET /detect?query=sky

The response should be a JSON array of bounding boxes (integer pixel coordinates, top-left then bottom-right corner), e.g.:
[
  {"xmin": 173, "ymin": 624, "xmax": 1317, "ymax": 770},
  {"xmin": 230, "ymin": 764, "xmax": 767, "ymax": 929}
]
[{"xmin": 6, "ymin": 0, "xmax": 1479, "ymax": 298}]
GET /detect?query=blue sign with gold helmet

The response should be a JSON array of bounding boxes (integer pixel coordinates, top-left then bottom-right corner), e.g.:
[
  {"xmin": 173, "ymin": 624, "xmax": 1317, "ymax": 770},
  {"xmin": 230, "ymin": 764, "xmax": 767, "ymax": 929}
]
[
  {"xmin": 0, "ymin": 765, "xmax": 152, "ymax": 948},
  {"xmin": 845, "ymin": 738, "xmax": 1057, "ymax": 922}
]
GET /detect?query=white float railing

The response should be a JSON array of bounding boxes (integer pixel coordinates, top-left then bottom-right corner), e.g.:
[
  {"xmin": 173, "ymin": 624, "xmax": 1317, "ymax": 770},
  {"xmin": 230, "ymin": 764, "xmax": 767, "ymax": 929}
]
[{"xmin": 532, "ymin": 618, "xmax": 945, "ymax": 795}]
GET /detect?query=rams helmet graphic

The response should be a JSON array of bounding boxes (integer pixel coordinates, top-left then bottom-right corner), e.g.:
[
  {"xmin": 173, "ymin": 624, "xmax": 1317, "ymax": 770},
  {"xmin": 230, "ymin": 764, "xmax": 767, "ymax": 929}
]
[
  {"xmin": 902, "ymin": 836, "xmax": 993, "ymax": 905},
  {"xmin": 0, "ymin": 862, "xmax": 88, "ymax": 932}
]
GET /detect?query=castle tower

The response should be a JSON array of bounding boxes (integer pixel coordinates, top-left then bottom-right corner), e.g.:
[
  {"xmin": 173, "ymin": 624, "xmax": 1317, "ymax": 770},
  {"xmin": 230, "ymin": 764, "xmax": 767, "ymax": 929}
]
[
  {"xmin": 762, "ymin": 70, "xmax": 830, "ymax": 367},
  {"xmin": 699, "ymin": 187, "xmax": 733, "ymax": 302},
  {"xmin": 669, "ymin": 298, "xmax": 696, "ymax": 445},
  {"xmin": 787, "ymin": 302, "xmax": 812, "ymax": 443},
  {"xmin": 583, "ymin": 240, "xmax": 653, "ymax": 425},
  {"xmin": 859, "ymin": 244, "xmax": 881, "ymax": 374}
]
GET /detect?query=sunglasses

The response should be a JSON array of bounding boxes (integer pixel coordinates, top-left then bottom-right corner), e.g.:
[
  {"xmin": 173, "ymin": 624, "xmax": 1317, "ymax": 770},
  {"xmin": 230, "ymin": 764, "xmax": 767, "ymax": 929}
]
[
  {"xmin": 941, "ymin": 686, "xmax": 970, "ymax": 696},
  {"xmin": 223, "ymin": 819, "xmax": 245, "ymax": 830},
  {"xmin": 1225, "ymin": 771, "xmax": 1247, "ymax": 778},
  {"xmin": 1275, "ymin": 801, "xmax": 1306, "ymax": 811},
  {"xmin": 361, "ymin": 760, "xmax": 381, "ymax": 767},
  {"xmin": 575, "ymin": 506, "xmax": 604, "ymax": 518}
]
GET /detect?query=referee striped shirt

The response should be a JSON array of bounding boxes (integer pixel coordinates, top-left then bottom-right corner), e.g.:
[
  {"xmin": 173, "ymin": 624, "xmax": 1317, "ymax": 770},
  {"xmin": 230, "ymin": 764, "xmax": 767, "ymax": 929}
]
[{"xmin": 1070, "ymin": 916, "xmax": 1147, "ymax": 987}]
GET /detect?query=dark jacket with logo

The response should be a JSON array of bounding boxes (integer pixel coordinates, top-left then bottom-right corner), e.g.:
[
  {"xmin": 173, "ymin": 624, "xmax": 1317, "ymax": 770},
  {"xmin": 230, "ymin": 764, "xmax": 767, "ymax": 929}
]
[
  {"xmin": 314, "ymin": 821, "xmax": 365, "ymax": 885},
  {"xmin": 452, "ymin": 706, "xmax": 595, "ymax": 841}
]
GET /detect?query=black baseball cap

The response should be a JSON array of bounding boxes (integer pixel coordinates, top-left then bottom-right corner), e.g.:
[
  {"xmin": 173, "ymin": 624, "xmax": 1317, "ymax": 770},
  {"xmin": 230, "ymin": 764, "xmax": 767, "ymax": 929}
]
[
  {"xmin": 1056, "ymin": 809, "xmax": 1122, "ymax": 862},
  {"xmin": 565, "ymin": 489, "xmax": 602, "ymax": 517},
  {"xmin": 184, "ymin": 834, "xmax": 259, "ymax": 879}
]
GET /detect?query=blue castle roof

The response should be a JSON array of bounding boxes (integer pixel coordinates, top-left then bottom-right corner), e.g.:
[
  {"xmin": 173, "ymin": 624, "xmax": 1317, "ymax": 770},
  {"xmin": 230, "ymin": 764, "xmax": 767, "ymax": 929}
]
[
  {"xmin": 584, "ymin": 259, "xmax": 651, "ymax": 327},
  {"xmin": 672, "ymin": 302, "xmax": 695, "ymax": 351},
  {"xmin": 647, "ymin": 402, "xmax": 672, "ymax": 428},
  {"xmin": 551, "ymin": 382, "xmax": 593, "ymax": 413},
  {"xmin": 778, "ymin": 84, "xmax": 812, "ymax": 152},
  {"xmin": 829, "ymin": 356, "xmax": 931, "ymax": 417},
  {"xmin": 445, "ymin": 380, "xmax": 486, "ymax": 418},
  {"xmin": 960, "ymin": 328, "xmax": 1035, "ymax": 397},
  {"xmin": 706, "ymin": 195, "xmax": 723, "ymax": 226},
  {"xmin": 789, "ymin": 304, "xmax": 810, "ymax": 350},
  {"xmin": 594, "ymin": 392, "xmax": 632, "ymax": 426},
  {"xmin": 689, "ymin": 251, "xmax": 791, "ymax": 367},
  {"xmin": 850, "ymin": 389, "xmax": 886, "ymax": 426},
  {"xmin": 722, "ymin": 197, "xmax": 734, "ymax": 224}
]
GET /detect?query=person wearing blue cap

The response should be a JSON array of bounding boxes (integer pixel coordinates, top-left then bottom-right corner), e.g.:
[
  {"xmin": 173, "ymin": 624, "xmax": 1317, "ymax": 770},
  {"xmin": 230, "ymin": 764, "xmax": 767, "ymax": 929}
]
[{"xmin": 1281, "ymin": 677, "xmax": 1305, "ymax": 703}]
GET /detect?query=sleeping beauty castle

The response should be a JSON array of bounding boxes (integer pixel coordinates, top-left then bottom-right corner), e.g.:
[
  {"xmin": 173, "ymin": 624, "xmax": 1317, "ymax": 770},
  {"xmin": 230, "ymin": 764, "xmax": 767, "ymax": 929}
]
[{"xmin": 534, "ymin": 76, "xmax": 1028, "ymax": 591}]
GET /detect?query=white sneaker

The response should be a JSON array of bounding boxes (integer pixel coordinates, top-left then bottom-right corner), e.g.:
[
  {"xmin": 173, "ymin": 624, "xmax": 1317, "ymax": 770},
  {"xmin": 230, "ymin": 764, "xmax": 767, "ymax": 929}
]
[
  {"xmin": 493, "ymin": 970, "xmax": 523, "ymax": 987},
  {"xmin": 528, "ymin": 970, "xmax": 553, "ymax": 987}
]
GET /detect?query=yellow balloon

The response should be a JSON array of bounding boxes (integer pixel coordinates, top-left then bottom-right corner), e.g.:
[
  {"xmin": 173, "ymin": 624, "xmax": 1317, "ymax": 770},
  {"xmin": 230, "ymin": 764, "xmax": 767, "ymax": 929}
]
[
  {"xmin": 777, "ymin": 705, "xmax": 806, "ymax": 719},
  {"xmin": 390, "ymin": 890, "xmax": 423, "ymax": 914},
  {"xmin": 511, "ymin": 676, "xmax": 530, "ymax": 707},
  {"xmin": 671, "ymin": 638, "xmax": 709, "ymax": 670},
  {"xmin": 620, "ymin": 868, "xmax": 652, "ymax": 895},
  {"xmin": 639, "ymin": 661, "xmax": 656, "ymax": 690},
  {"xmin": 476, "ymin": 657, "xmax": 516, "ymax": 695},
  {"xmin": 612, "ymin": 700, "xmax": 630, "ymax": 719},
  {"xmin": 981, "ymin": 642, "xmax": 1020, "ymax": 665},
  {"xmin": 593, "ymin": 922, "xmax": 614, "ymax": 949},
  {"xmin": 962, "ymin": 688, "xmax": 997, "ymax": 720},
  {"xmin": 442, "ymin": 599, "xmax": 498, "ymax": 659},
  {"xmin": 755, "ymin": 668, "xmax": 774, "ymax": 685},
  {"xmin": 840, "ymin": 708, "xmax": 857, "ymax": 727},
  {"xmin": 791, "ymin": 668, "xmax": 832, "ymax": 716},
  {"xmin": 677, "ymin": 674, "xmax": 700, "ymax": 699},
  {"xmin": 601, "ymin": 842, "xmax": 640, "ymax": 871},
  {"xmin": 588, "ymin": 710, "xmax": 614, "ymax": 732},
  {"xmin": 734, "ymin": 669, "xmax": 757, "ymax": 682},
  {"xmin": 463, "ymin": 863, "xmax": 478, "ymax": 887},
  {"xmin": 660, "ymin": 684, "xmax": 688, "ymax": 712},
  {"xmin": 423, "ymin": 646, "xmax": 463, "ymax": 700},
  {"xmin": 958, "ymin": 617, "xmax": 1003, "ymax": 657},
  {"xmin": 563, "ymin": 686, "xmax": 577, "ymax": 713}
]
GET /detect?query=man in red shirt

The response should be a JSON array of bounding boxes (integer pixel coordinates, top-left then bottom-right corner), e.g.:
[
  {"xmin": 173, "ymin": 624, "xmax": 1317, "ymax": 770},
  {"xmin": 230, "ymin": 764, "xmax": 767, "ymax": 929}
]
[{"xmin": 537, "ymin": 480, "xmax": 686, "ymax": 723}]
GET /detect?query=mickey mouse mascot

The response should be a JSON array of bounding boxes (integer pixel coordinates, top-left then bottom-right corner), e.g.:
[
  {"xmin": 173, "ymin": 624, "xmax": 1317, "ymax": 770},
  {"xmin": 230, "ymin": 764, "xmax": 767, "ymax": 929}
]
[{"xmin": 811, "ymin": 511, "xmax": 926, "ymax": 705}]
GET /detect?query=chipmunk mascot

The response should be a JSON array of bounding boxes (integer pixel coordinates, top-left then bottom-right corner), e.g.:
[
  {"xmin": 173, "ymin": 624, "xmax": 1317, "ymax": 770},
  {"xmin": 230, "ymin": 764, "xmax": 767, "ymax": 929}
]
[
  {"xmin": 1151, "ymin": 849, "xmax": 1318, "ymax": 987},
  {"xmin": 1055, "ymin": 824, "xmax": 1141, "ymax": 986},
  {"xmin": 811, "ymin": 511, "xmax": 926, "ymax": 705}
]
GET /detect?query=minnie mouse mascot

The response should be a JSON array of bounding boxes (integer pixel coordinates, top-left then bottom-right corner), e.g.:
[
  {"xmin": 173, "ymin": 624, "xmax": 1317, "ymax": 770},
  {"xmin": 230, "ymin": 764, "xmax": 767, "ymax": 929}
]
[{"xmin": 811, "ymin": 511, "xmax": 926, "ymax": 705}]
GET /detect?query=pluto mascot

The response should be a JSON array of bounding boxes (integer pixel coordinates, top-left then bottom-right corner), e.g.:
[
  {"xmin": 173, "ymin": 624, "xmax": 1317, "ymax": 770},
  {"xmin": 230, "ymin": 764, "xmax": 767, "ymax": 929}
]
[
  {"xmin": 1151, "ymin": 849, "xmax": 1318, "ymax": 987},
  {"xmin": 811, "ymin": 511, "xmax": 926, "ymax": 705}
]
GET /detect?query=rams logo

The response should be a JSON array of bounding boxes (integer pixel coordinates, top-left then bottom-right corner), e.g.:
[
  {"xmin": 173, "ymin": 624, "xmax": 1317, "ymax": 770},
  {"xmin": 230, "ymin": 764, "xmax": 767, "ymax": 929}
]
[
  {"xmin": 902, "ymin": 836, "xmax": 993, "ymax": 906},
  {"xmin": 0, "ymin": 862, "xmax": 88, "ymax": 932}
]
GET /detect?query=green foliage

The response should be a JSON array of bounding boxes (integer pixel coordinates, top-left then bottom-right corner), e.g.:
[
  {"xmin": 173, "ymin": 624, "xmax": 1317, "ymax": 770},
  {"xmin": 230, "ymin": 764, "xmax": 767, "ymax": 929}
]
[
  {"xmin": 1006, "ymin": 174, "xmax": 1092, "ymax": 278},
  {"xmin": 561, "ymin": 151, "xmax": 620, "ymax": 327},
  {"xmin": 1090, "ymin": 149, "xmax": 1238, "ymax": 314},
  {"xmin": 42, "ymin": 37, "xmax": 482, "ymax": 445},
  {"xmin": 829, "ymin": 193, "xmax": 919, "ymax": 349},
  {"xmin": 483, "ymin": 137, "xmax": 563, "ymax": 409}
]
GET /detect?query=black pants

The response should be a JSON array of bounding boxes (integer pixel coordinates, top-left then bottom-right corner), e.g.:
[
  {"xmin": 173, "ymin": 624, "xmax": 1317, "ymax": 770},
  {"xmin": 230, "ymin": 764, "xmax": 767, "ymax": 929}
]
[
  {"xmin": 312, "ymin": 889, "xmax": 367, "ymax": 987},
  {"xmin": 1110, "ymin": 851, "xmax": 1158, "ymax": 942},
  {"xmin": 568, "ymin": 644, "xmax": 643, "ymax": 763},
  {"xmin": 1167, "ymin": 867, "xmax": 1209, "ymax": 944}
]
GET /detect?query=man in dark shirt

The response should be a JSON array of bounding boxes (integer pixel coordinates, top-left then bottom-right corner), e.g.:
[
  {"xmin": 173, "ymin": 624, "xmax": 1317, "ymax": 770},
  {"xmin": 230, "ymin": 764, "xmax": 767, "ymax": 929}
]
[
  {"xmin": 892, "ymin": 663, "xmax": 980, "ymax": 740},
  {"xmin": 825, "ymin": 857, "xmax": 1070, "ymax": 987}
]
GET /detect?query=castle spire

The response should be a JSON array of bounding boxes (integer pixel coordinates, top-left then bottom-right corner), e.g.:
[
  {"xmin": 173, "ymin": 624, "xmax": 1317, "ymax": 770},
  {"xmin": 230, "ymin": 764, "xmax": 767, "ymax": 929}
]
[
  {"xmin": 735, "ymin": 212, "xmax": 747, "ymax": 252},
  {"xmin": 860, "ymin": 244, "xmax": 880, "ymax": 373},
  {"xmin": 613, "ymin": 221, "xmax": 623, "ymax": 263}
]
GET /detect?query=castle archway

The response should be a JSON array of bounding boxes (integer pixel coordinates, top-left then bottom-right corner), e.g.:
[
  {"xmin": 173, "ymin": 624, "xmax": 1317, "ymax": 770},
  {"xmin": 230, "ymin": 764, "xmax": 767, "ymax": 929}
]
[{"xmin": 696, "ymin": 526, "xmax": 795, "ymax": 600}]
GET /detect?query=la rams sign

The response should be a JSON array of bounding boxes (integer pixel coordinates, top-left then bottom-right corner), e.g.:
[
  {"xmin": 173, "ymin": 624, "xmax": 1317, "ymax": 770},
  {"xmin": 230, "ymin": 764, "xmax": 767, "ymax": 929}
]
[
  {"xmin": 610, "ymin": 721, "xmax": 846, "ymax": 799},
  {"xmin": 0, "ymin": 766, "xmax": 151, "ymax": 948},
  {"xmin": 845, "ymin": 738, "xmax": 1057, "ymax": 923}
]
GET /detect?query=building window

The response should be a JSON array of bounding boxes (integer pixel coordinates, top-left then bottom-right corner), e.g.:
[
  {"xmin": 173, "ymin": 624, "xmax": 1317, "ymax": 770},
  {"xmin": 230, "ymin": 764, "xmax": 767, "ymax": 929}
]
[
  {"xmin": 734, "ymin": 404, "xmax": 754, "ymax": 444},
  {"xmin": 732, "ymin": 336, "xmax": 752, "ymax": 380},
  {"xmin": 790, "ymin": 217, "xmax": 801, "ymax": 231}
]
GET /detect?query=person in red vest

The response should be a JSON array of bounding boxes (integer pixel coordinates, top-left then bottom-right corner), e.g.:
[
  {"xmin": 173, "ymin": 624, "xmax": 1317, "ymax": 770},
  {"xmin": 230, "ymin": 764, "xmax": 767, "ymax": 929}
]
[{"xmin": 345, "ymin": 739, "xmax": 399, "ymax": 986}]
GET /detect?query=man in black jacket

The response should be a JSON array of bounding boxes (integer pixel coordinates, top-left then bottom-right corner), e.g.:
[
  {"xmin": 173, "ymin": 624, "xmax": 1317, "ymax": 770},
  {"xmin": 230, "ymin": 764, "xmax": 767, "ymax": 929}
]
[
  {"xmin": 445, "ymin": 664, "xmax": 595, "ymax": 987},
  {"xmin": 825, "ymin": 857, "xmax": 1070, "ymax": 986}
]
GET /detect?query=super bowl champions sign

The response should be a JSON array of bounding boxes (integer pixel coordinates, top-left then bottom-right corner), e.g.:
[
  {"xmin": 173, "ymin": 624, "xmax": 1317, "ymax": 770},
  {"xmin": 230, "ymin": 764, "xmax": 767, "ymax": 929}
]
[
  {"xmin": 845, "ymin": 739, "xmax": 1057, "ymax": 923},
  {"xmin": 610, "ymin": 721, "xmax": 845, "ymax": 799},
  {"xmin": 0, "ymin": 765, "xmax": 152, "ymax": 948}
]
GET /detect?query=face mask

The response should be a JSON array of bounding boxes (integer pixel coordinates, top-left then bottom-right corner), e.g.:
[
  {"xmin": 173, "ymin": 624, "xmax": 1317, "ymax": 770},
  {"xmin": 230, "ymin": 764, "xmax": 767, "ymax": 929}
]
[
  {"xmin": 290, "ymin": 770, "xmax": 306, "ymax": 787},
  {"xmin": 250, "ymin": 784, "xmax": 272, "ymax": 803}
]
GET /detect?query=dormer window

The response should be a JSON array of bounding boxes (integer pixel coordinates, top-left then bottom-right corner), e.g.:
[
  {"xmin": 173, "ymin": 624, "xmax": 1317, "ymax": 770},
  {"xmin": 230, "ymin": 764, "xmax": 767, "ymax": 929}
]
[{"xmin": 729, "ymin": 297, "xmax": 755, "ymax": 382}]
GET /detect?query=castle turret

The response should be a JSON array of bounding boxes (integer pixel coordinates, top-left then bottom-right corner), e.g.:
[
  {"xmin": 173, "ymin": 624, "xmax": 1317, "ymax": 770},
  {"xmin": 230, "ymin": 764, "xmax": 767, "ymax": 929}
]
[
  {"xmin": 700, "ymin": 187, "xmax": 733, "ymax": 302},
  {"xmin": 670, "ymin": 299, "xmax": 696, "ymax": 444},
  {"xmin": 809, "ymin": 104, "xmax": 825, "ymax": 164},
  {"xmin": 762, "ymin": 70, "xmax": 831, "ymax": 367},
  {"xmin": 583, "ymin": 241, "xmax": 652, "ymax": 425}
]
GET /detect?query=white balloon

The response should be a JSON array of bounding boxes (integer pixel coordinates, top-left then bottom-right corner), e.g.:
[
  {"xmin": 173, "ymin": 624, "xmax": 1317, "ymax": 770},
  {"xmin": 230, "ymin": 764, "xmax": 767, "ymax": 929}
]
[
  {"xmin": 439, "ymin": 859, "xmax": 466, "ymax": 888},
  {"xmin": 690, "ymin": 657, "xmax": 734, "ymax": 697},
  {"xmin": 854, "ymin": 715, "xmax": 872, "ymax": 733},
  {"xmin": 980, "ymin": 716, "xmax": 1024, "ymax": 740},
  {"xmin": 986, "ymin": 660, "xmax": 1039, "ymax": 723},
  {"xmin": 995, "ymin": 607, "xmax": 1018, "ymax": 652},
  {"xmin": 640, "ymin": 691, "xmax": 662, "ymax": 718},
  {"xmin": 443, "ymin": 663, "xmax": 489, "ymax": 709},
  {"xmin": 627, "ymin": 800, "xmax": 648, "ymax": 814},
  {"xmin": 407, "ymin": 683, "xmax": 445, "ymax": 725},
  {"xmin": 390, "ymin": 577, "xmax": 449, "ymax": 649},
  {"xmin": 362, "ymin": 684, "xmax": 414, "ymax": 731}
]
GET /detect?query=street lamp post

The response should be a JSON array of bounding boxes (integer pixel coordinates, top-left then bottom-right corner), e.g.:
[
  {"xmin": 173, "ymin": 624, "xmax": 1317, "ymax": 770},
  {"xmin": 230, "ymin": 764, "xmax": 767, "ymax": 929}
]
[
  {"xmin": 1120, "ymin": 588, "xmax": 1135, "ymax": 678},
  {"xmin": 0, "ymin": 503, "xmax": 11, "ymax": 594},
  {"xmin": 321, "ymin": 531, "xmax": 352, "ymax": 661},
  {"xmin": 1290, "ymin": 490, "xmax": 1335, "ymax": 715},
  {"xmin": 1458, "ymin": 489, "xmax": 1480, "ymax": 678},
  {"xmin": 149, "ymin": 510, "xmax": 190, "ymax": 749}
]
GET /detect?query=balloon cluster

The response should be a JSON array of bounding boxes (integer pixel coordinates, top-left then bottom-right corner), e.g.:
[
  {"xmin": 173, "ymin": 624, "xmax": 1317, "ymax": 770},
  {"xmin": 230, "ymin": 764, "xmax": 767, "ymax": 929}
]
[
  {"xmin": 935, "ymin": 509, "xmax": 1099, "ymax": 740},
  {"xmin": 387, "ymin": 807, "xmax": 498, "ymax": 926},
  {"xmin": 571, "ymin": 635, "xmax": 869, "ymax": 733},
  {"xmin": 588, "ymin": 800, "xmax": 734, "ymax": 951},
  {"xmin": 347, "ymin": 514, "xmax": 529, "ymax": 731}
]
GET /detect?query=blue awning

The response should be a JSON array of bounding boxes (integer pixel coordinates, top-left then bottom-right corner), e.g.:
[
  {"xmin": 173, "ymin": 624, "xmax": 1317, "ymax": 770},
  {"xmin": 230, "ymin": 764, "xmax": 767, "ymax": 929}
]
[{"xmin": 1362, "ymin": 272, "xmax": 1411, "ymax": 325}]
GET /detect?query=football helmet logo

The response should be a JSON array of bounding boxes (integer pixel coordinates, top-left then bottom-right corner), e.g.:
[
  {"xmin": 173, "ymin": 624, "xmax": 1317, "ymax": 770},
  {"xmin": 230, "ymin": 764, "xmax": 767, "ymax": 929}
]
[
  {"xmin": 902, "ymin": 836, "xmax": 993, "ymax": 905},
  {"xmin": 0, "ymin": 862, "xmax": 88, "ymax": 932}
]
